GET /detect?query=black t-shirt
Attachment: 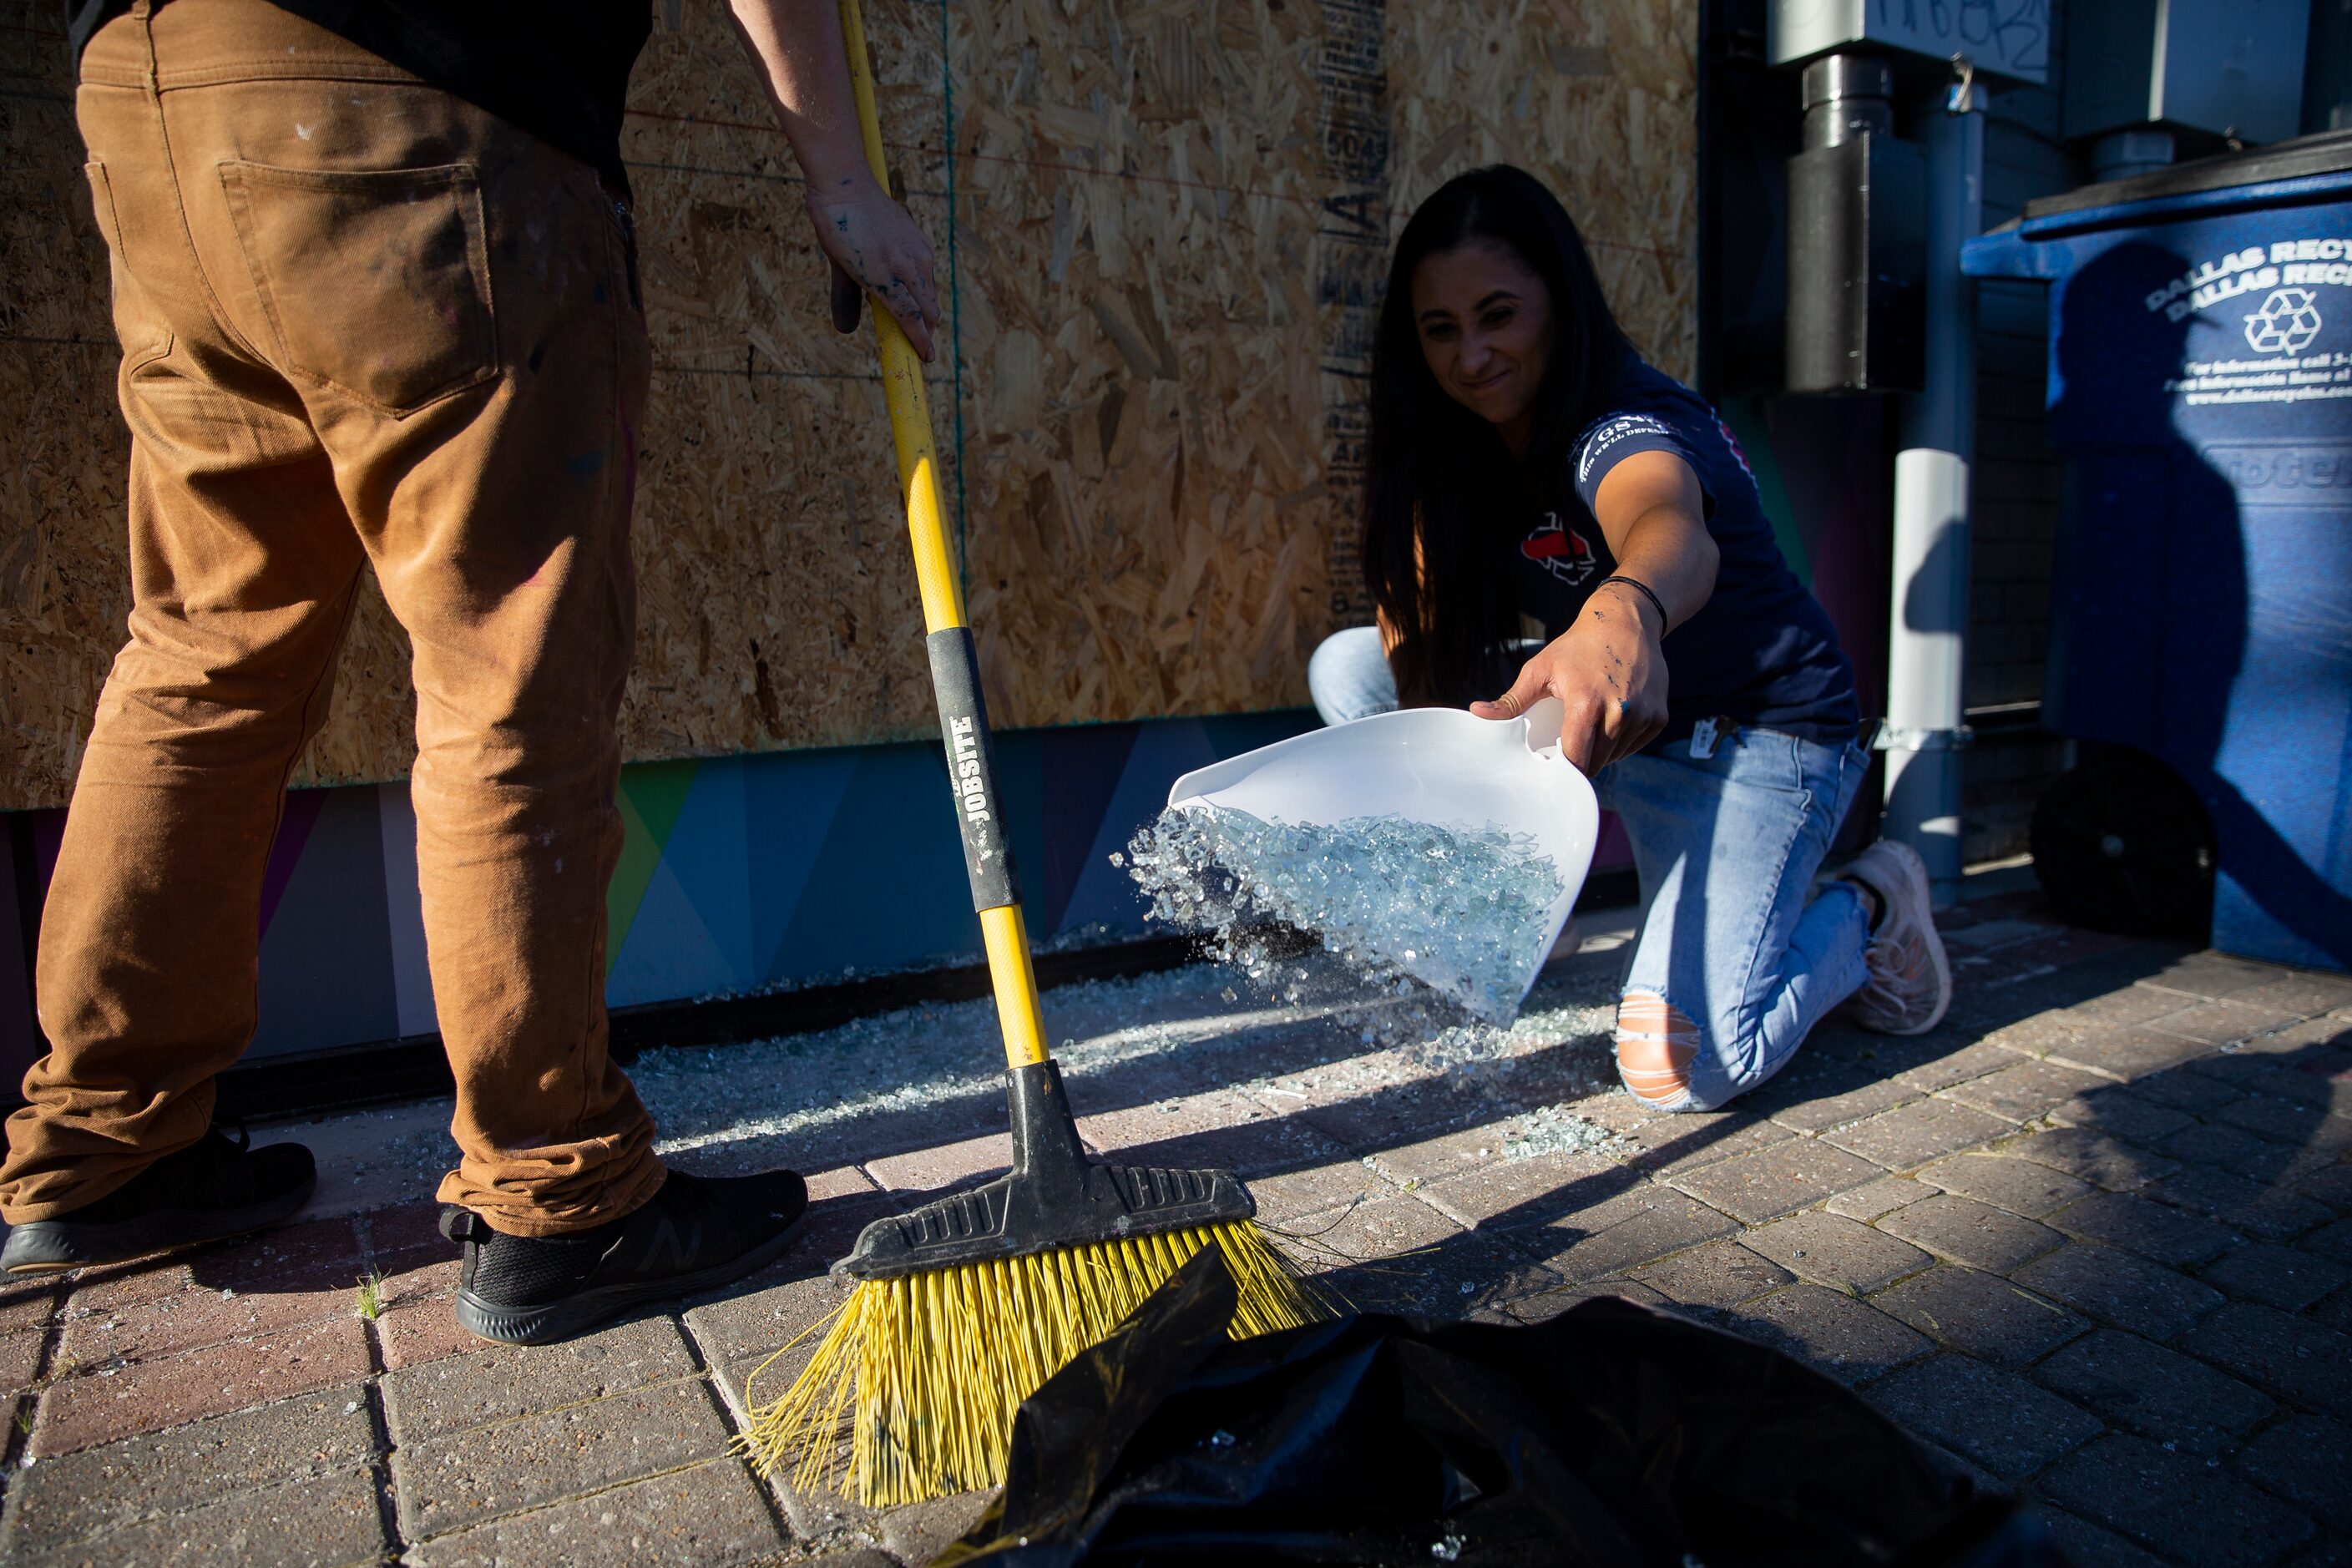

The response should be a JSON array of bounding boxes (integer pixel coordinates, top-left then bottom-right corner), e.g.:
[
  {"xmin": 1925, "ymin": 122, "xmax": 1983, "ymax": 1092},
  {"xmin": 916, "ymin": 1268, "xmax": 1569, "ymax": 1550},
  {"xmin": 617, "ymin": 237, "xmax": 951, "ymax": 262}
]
[
  {"xmin": 69, "ymin": 1, "xmax": 651, "ymax": 192},
  {"xmin": 1510, "ymin": 357, "xmax": 1859, "ymax": 743}
]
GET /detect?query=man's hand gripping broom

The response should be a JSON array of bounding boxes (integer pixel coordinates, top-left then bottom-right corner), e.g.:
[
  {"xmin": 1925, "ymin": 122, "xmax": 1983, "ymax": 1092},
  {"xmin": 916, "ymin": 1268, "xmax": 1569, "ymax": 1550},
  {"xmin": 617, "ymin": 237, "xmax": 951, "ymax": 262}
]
[{"xmin": 737, "ymin": 0, "xmax": 1332, "ymax": 1510}]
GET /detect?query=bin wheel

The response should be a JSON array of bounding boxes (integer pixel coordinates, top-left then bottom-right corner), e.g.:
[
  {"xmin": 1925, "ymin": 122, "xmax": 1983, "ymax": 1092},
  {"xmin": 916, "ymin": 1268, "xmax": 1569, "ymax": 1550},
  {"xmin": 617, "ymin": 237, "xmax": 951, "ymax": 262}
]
[{"xmin": 2030, "ymin": 746, "xmax": 2214, "ymax": 938}]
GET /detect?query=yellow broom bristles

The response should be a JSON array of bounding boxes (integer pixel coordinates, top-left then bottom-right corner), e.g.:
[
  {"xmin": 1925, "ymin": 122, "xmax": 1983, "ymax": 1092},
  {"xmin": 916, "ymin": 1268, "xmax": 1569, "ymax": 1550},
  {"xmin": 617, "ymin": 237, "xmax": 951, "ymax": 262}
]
[{"xmin": 738, "ymin": 1222, "xmax": 1331, "ymax": 1508}]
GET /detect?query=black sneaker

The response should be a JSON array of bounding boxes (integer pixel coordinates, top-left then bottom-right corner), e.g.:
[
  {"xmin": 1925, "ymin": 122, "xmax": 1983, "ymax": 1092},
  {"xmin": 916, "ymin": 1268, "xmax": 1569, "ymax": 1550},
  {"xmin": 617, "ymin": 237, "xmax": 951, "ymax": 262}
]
[
  {"xmin": 0, "ymin": 1127, "xmax": 316, "ymax": 1277},
  {"xmin": 443, "ymin": 1167, "xmax": 808, "ymax": 1345}
]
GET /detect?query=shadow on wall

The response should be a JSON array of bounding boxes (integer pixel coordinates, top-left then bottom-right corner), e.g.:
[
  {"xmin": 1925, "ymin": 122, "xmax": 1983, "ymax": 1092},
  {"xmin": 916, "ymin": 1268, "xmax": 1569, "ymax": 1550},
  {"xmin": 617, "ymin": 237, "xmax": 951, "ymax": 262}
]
[{"xmin": 2046, "ymin": 240, "xmax": 2352, "ymax": 969}]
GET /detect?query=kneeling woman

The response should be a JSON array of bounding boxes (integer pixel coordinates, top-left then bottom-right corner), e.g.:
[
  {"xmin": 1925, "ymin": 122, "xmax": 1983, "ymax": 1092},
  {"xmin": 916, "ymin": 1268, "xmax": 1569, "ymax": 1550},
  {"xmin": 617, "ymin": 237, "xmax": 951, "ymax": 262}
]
[{"xmin": 1309, "ymin": 165, "xmax": 1951, "ymax": 1111}]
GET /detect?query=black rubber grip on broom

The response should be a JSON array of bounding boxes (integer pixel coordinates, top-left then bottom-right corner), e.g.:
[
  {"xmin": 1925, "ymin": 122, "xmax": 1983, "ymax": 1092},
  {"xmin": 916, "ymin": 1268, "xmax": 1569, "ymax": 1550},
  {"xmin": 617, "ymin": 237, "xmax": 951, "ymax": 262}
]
[{"xmin": 928, "ymin": 627, "xmax": 1019, "ymax": 913}]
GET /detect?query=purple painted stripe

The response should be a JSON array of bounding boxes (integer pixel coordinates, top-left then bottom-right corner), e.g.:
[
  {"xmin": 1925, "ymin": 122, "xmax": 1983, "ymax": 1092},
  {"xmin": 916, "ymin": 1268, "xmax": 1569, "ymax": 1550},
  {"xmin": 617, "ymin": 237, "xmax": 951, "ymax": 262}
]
[
  {"xmin": 28, "ymin": 808, "xmax": 64, "ymax": 891},
  {"xmin": 257, "ymin": 791, "xmax": 328, "ymax": 938}
]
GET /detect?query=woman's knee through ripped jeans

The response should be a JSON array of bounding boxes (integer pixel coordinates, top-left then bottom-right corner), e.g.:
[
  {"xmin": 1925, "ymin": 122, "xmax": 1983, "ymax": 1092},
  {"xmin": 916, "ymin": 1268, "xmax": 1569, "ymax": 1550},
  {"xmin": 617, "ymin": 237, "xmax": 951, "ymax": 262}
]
[{"xmin": 1596, "ymin": 730, "xmax": 1874, "ymax": 1111}]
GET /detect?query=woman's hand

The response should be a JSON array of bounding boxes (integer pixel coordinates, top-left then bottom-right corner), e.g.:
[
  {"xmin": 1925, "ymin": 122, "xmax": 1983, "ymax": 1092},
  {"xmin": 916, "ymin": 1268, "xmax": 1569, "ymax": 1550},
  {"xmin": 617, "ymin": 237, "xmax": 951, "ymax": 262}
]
[
  {"xmin": 1471, "ymin": 583, "xmax": 1669, "ymax": 772},
  {"xmin": 1469, "ymin": 449, "xmax": 1717, "ymax": 771}
]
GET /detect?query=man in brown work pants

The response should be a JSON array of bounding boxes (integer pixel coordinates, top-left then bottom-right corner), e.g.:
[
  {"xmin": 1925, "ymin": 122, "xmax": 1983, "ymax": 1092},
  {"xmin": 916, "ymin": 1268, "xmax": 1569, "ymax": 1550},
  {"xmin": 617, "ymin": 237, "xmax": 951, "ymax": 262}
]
[{"xmin": 0, "ymin": 0, "xmax": 939, "ymax": 1345}]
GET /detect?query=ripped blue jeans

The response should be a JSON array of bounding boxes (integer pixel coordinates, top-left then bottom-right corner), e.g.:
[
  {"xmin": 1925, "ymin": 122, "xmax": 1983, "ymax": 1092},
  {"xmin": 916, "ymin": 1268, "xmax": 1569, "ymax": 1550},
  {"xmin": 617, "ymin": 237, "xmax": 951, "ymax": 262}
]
[{"xmin": 1308, "ymin": 625, "xmax": 1873, "ymax": 1110}]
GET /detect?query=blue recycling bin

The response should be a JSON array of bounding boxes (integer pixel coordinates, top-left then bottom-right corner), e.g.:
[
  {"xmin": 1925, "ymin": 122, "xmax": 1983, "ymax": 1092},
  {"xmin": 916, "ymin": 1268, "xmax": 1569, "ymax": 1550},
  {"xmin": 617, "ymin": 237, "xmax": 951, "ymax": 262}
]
[{"xmin": 1965, "ymin": 135, "xmax": 2352, "ymax": 973}]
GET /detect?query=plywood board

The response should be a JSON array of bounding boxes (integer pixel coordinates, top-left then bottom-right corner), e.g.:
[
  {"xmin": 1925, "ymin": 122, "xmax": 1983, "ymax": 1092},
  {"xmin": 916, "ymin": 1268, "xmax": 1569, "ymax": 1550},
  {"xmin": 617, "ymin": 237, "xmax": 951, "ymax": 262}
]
[{"xmin": 0, "ymin": 0, "xmax": 1696, "ymax": 811}]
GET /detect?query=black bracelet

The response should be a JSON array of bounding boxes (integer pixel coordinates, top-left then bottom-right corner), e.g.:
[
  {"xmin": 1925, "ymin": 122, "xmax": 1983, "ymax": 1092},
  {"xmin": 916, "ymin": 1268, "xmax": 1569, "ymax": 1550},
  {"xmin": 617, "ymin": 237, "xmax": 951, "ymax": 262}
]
[{"xmin": 1597, "ymin": 574, "xmax": 1669, "ymax": 630}]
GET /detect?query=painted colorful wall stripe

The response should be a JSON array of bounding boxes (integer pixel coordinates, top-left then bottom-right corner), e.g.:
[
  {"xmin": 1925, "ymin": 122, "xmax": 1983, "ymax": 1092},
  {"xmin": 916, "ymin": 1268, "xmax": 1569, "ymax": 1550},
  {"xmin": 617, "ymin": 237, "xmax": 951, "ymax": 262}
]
[{"xmin": 1, "ymin": 711, "xmax": 1335, "ymax": 1080}]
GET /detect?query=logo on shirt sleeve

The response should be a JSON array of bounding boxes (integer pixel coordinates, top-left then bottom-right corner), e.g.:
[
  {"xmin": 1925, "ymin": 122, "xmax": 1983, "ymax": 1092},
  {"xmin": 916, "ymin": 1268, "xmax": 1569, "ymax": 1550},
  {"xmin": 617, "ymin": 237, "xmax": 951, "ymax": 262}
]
[
  {"xmin": 1576, "ymin": 413, "xmax": 1677, "ymax": 484},
  {"xmin": 1520, "ymin": 510, "xmax": 1599, "ymax": 585}
]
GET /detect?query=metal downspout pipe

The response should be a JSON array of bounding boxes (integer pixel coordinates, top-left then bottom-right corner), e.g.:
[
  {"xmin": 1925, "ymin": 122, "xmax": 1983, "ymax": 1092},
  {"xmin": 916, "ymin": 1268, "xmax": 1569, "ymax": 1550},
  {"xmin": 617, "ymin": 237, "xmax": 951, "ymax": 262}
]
[{"xmin": 1883, "ymin": 85, "xmax": 1985, "ymax": 908}]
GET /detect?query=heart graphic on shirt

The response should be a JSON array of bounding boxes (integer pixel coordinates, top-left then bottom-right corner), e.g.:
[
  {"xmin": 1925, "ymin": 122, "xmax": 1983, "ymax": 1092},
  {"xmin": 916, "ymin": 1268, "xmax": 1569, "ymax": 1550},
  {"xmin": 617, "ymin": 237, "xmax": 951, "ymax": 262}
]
[{"xmin": 1521, "ymin": 513, "xmax": 1597, "ymax": 584}]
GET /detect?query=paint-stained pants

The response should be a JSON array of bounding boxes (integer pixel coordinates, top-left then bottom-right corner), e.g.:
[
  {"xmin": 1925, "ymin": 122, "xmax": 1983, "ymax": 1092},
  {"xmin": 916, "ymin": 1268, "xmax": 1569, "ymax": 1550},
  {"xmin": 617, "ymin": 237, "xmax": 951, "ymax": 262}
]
[{"xmin": 0, "ymin": 0, "xmax": 664, "ymax": 1236}]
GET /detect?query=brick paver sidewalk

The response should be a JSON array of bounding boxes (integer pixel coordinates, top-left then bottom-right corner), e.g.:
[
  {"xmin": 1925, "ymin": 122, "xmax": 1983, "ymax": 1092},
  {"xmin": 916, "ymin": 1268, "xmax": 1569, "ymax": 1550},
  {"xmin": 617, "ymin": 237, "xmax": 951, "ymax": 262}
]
[{"xmin": 0, "ymin": 893, "xmax": 2345, "ymax": 1565}]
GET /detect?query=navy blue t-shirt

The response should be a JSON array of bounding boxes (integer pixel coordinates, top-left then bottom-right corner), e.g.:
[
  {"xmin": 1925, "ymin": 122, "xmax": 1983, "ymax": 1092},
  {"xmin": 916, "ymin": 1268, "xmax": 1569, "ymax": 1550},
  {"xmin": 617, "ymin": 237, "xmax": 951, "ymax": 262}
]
[{"xmin": 1509, "ymin": 357, "xmax": 1859, "ymax": 744}]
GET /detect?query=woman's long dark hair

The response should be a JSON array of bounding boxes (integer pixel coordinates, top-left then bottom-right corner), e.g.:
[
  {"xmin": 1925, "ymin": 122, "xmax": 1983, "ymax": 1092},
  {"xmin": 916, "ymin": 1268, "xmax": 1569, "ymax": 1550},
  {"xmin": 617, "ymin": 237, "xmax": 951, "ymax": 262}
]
[{"xmin": 1363, "ymin": 164, "xmax": 1633, "ymax": 706}]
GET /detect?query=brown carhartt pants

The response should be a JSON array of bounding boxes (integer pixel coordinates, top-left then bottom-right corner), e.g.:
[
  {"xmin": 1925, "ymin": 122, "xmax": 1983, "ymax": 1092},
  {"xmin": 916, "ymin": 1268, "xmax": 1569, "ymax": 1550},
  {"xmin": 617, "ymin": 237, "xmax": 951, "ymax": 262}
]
[{"xmin": 0, "ymin": 0, "xmax": 665, "ymax": 1237}]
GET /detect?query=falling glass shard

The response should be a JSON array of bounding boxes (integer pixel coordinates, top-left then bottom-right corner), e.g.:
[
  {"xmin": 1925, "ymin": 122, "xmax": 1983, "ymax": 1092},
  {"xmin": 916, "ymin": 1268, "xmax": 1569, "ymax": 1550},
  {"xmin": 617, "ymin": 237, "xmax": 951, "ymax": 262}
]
[{"xmin": 1124, "ymin": 805, "xmax": 1566, "ymax": 1026}]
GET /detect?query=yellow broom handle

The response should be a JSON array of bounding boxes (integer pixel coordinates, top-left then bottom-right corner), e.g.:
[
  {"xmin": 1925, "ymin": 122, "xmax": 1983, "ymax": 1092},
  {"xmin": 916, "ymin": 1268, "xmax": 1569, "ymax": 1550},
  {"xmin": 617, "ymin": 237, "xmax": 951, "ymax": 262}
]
[
  {"xmin": 838, "ymin": 0, "xmax": 1049, "ymax": 1071},
  {"xmin": 837, "ymin": 0, "xmax": 958, "ymax": 638}
]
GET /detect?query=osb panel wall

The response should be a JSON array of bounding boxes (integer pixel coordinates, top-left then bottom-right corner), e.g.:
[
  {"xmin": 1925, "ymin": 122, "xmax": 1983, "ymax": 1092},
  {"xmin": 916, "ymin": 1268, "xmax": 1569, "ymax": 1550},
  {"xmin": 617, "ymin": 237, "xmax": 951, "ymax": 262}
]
[
  {"xmin": 1388, "ymin": 0, "xmax": 1697, "ymax": 373},
  {"xmin": 0, "ymin": 0, "xmax": 1694, "ymax": 812},
  {"xmin": 0, "ymin": 51, "xmax": 127, "ymax": 815}
]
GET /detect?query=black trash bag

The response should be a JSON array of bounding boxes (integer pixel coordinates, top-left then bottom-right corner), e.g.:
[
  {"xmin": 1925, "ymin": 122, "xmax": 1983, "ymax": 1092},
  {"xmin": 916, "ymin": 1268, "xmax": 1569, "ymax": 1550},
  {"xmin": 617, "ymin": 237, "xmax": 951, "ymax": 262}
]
[{"xmin": 933, "ymin": 1248, "xmax": 2053, "ymax": 1568}]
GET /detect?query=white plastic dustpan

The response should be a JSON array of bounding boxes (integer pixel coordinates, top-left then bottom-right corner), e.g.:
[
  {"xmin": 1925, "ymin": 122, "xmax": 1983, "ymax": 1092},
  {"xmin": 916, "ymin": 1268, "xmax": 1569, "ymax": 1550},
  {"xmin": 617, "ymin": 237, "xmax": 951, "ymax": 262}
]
[{"xmin": 1164, "ymin": 697, "xmax": 1600, "ymax": 1011}]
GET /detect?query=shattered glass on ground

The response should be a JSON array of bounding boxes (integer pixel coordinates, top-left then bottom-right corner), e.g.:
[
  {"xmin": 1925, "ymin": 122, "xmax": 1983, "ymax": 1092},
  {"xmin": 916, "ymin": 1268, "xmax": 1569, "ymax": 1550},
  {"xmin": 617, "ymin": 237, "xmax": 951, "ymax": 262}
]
[
  {"xmin": 271, "ymin": 955, "xmax": 1622, "ymax": 1220},
  {"xmin": 1500, "ymin": 1103, "xmax": 1637, "ymax": 1161},
  {"xmin": 1120, "ymin": 806, "xmax": 1567, "ymax": 1027}
]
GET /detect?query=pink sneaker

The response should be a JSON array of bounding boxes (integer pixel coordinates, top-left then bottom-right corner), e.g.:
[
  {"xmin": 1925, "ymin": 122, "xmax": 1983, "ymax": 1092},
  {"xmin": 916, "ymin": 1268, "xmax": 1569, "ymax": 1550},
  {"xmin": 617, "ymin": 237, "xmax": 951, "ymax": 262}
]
[{"xmin": 1839, "ymin": 840, "xmax": 1953, "ymax": 1035}]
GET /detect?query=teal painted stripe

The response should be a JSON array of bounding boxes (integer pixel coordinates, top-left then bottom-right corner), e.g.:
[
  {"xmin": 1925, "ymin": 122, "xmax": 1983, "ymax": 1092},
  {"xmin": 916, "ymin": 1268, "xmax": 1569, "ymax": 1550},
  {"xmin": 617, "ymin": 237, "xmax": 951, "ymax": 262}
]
[
  {"xmin": 1718, "ymin": 395, "xmax": 1811, "ymax": 587},
  {"xmin": 606, "ymin": 758, "xmax": 701, "ymax": 974}
]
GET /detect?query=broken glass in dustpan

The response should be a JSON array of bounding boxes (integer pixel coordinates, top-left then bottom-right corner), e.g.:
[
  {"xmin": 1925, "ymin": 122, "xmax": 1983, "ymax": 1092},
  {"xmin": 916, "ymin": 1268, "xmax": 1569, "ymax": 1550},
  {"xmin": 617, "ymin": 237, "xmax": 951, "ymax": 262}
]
[{"xmin": 1161, "ymin": 697, "xmax": 1598, "ymax": 1020}]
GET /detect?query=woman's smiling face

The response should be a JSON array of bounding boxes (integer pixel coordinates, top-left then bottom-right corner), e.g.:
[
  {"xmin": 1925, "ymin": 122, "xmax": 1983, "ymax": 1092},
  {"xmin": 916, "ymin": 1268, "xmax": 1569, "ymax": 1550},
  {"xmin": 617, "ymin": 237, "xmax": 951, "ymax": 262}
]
[{"xmin": 1410, "ymin": 239, "xmax": 1555, "ymax": 449}]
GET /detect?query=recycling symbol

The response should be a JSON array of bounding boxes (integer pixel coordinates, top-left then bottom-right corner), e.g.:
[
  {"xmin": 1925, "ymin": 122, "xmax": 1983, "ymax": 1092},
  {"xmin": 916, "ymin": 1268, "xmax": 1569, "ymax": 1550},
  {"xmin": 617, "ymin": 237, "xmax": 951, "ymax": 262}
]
[{"xmin": 2244, "ymin": 287, "xmax": 2323, "ymax": 355}]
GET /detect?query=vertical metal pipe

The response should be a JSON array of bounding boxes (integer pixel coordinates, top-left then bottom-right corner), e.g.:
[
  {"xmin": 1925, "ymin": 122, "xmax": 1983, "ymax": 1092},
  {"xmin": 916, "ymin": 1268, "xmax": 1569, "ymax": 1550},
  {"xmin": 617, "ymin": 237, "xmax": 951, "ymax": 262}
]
[
  {"xmin": 1786, "ymin": 54, "xmax": 1909, "ymax": 393},
  {"xmin": 1882, "ymin": 89, "xmax": 1985, "ymax": 908}
]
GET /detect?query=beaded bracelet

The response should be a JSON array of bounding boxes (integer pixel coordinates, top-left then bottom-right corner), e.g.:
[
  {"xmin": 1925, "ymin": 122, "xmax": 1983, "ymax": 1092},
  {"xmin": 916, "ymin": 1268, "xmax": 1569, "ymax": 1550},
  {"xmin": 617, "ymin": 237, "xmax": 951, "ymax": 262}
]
[{"xmin": 1596, "ymin": 574, "xmax": 1669, "ymax": 630}]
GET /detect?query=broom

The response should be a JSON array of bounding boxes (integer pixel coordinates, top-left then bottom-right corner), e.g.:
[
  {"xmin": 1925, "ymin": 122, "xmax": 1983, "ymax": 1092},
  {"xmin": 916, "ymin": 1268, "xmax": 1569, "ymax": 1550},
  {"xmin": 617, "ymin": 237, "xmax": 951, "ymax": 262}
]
[{"xmin": 739, "ymin": 0, "xmax": 1333, "ymax": 1509}]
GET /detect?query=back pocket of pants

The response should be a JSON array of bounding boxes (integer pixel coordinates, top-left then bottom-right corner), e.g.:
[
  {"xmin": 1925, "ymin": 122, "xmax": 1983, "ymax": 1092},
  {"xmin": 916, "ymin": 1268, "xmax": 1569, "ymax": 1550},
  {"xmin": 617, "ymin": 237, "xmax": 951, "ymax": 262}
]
[
  {"xmin": 83, "ymin": 161, "xmax": 173, "ymax": 366},
  {"xmin": 220, "ymin": 160, "xmax": 496, "ymax": 415}
]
